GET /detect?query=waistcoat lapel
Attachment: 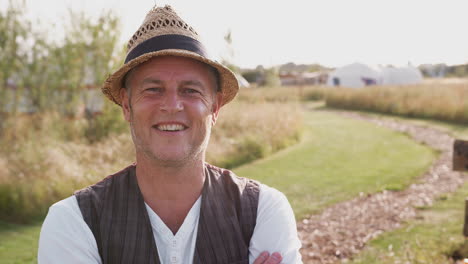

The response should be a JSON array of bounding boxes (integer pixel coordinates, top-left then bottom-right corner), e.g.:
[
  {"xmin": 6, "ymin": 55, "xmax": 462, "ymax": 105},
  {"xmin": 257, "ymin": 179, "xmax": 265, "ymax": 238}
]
[
  {"xmin": 75, "ymin": 166, "xmax": 160, "ymax": 264},
  {"xmin": 193, "ymin": 164, "xmax": 260, "ymax": 264}
]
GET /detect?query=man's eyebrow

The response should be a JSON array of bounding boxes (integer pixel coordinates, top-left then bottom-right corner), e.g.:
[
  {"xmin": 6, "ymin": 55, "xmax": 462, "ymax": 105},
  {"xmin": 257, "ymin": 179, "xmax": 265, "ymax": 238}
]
[
  {"xmin": 180, "ymin": 80, "xmax": 204, "ymax": 87},
  {"xmin": 141, "ymin": 78, "xmax": 164, "ymax": 85}
]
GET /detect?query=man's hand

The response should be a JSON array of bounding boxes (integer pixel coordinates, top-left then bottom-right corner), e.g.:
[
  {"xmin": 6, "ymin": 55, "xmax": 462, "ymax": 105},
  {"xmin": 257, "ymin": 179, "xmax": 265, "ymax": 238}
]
[{"xmin": 253, "ymin": 251, "xmax": 283, "ymax": 264}]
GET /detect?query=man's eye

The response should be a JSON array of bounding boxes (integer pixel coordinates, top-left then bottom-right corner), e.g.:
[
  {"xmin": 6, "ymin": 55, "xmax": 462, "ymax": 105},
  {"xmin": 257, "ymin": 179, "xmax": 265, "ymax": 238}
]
[
  {"xmin": 145, "ymin": 87, "xmax": 162, "ymax": 93},
  {"xmin": 184, "ymin": 88, "xmax": 200, "ymax": 94}
]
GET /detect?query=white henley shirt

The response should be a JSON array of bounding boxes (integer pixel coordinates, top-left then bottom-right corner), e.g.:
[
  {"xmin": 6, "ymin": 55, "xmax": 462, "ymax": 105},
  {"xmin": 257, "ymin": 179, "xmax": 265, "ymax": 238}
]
[{"xmin": 38, "ymin": 183, "xmax": 302, "ymax": 264}]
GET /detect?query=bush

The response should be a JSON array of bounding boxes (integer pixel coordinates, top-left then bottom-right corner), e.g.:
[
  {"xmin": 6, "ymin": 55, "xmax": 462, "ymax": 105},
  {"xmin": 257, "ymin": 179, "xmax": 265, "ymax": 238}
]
[
  {"xmin": 301, "ymin": 86, "xmax": 330, "ymax": 101},
  {"xmin": 207, "ymin": 92, "xmax": 303, "ymax": 168},
  {"xmin": 84, "ymin": 100, "xmax": 128, "ymax": 143},
  {"xmin": 0, "ymin": 128, "xmax": 134, "ymax": 222}
]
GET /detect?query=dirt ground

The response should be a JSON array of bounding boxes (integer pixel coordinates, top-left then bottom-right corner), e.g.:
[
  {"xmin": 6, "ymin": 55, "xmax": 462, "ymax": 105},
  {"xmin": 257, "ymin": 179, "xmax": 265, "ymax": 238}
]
[{"xmin": 298, "ymin": 110, "xmax": 467, "ymax": 263}]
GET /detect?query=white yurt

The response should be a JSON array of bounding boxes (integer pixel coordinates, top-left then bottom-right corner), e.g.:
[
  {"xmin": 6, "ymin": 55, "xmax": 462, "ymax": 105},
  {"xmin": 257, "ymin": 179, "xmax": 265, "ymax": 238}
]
[
  {"xmin": 379, "ymin": 66, "xmax": 423, "ymax": 85},
  {"xmin": 327, "ymin": 63, "xmax": 380, "ymax": 88}
]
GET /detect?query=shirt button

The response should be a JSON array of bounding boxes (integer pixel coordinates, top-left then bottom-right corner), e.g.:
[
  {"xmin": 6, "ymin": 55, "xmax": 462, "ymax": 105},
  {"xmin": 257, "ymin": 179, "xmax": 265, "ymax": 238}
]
[
  {"xmin": 172, "ymin": 239, "xmax": 177, "ymax": 248},
  {"xmin": 171, "ymin": 256, "xmax": 177, "ymax": 263}
]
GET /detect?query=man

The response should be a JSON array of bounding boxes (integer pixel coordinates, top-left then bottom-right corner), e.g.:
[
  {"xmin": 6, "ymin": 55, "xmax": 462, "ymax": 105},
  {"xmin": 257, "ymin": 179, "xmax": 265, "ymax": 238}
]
[{"xmin": 38, "ymin": 5, "xmax": 302, "ymax": 264}]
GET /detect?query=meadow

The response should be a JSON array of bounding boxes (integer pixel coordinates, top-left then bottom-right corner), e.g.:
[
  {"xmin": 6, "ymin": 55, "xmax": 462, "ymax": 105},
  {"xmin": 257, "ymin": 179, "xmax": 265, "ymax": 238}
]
[
  {"xmin": 2, "ymin": 2, "xmax": 465, "ymax": 262},
  {"xmin": 2, "ymin": 82, "xmax": 468, "ymax": 263},
  {"xmin": 320, "ymin": 79, "xmax": 468, "ymax": 124}
]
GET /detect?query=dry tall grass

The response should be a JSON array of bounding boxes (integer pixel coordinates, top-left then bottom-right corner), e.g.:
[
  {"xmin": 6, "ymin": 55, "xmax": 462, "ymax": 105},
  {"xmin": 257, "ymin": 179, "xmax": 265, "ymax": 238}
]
[
  {"xmin": 208, "ymin": 101, "xmax": 302, "ymax": 168},
  {"xmin": 325, "ymin": 82, "xmax": 468, "ymax": 123},
  {"xmin": 0, "ymin": 87, "xmax": 303, "ymax": 222}
]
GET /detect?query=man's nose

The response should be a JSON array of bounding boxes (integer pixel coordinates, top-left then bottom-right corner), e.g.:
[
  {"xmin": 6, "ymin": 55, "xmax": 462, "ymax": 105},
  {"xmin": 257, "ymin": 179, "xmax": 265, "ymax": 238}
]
[{"xmin": 159, "ymin": 90, "xmax": 183, "ymax": 113}]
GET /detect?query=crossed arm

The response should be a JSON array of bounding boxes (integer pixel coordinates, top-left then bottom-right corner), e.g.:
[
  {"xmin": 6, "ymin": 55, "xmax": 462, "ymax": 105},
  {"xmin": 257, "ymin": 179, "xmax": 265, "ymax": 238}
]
[{"xmin": 254, "ymin": 251, "xmax": 283, "ymax": 264}]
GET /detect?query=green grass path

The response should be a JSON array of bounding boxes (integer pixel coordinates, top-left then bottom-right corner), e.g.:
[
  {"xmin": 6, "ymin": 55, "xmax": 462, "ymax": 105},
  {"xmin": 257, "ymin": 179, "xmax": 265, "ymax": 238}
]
[{"xmin": 234, "ymin": 110, "xmax": 435, "ymax": 219}]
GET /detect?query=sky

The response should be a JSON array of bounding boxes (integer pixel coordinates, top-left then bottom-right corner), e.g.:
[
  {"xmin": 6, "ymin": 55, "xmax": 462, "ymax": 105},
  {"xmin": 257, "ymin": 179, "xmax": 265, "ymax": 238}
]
[{"xmin": 2, "ymin": 0, "xmax": 468, "ymax": 68}]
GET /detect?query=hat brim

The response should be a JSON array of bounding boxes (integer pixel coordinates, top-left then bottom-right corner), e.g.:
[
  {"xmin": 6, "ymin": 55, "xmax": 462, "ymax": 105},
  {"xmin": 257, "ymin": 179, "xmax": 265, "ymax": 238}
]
[{"xmin": 102, "ymin": 49, "xmax": 239, "ymax": 107}]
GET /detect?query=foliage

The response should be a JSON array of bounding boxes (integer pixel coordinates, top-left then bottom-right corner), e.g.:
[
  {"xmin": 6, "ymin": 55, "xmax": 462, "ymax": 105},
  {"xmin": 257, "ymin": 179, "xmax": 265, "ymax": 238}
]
[
  {"xmin": 259, "ymin": 67, "xmax": 281, "ymax": 87},
  {"xmin": 279, "ymin": 62, "xmax": 330, "ymax": 73},
  {"xmin": 0, "ymin": 0, "xmax": 30, "ymax": 117},
  {"xmin": 0, "ymin": 129, "xmax": 134, "ymax": 222},
  {"xmin": 0, "ymin": 1, "xmax": 123, "ymax": 135},
  {"xmin": 301, "ymin": 85, "xmax": 330, "ymax": 101},
  {"xmin": 84, "ymin": 100, "xmax": 129, "ymax": 143},
  {"xmin": 419, "ymin": 63, "xmax": 468, "ymax": 78},
  {"xmin": 446, "ymin": 64, "xmax": 468, "ymax": 77},
  {"xmin": 241, "ymin": 70, "xmax": 261, "ymax": 83},
  {"xmin": 207, "ymin": 100, "xmax": 303, "ymax": 168}
]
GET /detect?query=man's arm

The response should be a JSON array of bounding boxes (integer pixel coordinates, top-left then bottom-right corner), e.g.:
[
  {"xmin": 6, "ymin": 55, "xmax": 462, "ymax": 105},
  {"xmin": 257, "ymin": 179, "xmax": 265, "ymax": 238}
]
[
  {"xmin": 253, "ymin": 251, "xmax": 283, "ymax": 264},
  {"xmin": 249, "ymin": 184, "xmax": 303, "ymax": 264},
  {"xmin": 38, "ymin": 196, "xmax": 101, "ymax": 264}
]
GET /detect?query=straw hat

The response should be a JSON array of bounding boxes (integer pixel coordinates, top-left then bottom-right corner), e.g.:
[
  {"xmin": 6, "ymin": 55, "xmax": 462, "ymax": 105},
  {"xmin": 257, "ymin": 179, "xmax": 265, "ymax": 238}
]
[{"xmin": 102, "ymin": 5, "xmax": 239, "ymax": 107}]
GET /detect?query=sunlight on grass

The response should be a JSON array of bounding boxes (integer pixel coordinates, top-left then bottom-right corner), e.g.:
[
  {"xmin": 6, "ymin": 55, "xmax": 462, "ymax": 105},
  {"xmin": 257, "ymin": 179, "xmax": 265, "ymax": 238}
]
[{"xmin": 234, "ymin": 110, "xmax": 435, "ymax": 220}]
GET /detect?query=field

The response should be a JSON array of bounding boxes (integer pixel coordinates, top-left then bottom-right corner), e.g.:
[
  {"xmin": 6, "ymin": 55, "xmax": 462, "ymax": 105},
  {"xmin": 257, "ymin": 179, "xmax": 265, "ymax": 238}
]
[
  {"xmin": 0, "ymin": 106, "xmax": 436, "ymax": 263},
  {"xmin": 321, "ymin": 79, "xmax": 468, "ymax": 124},
  {"xmin": 2, "ymin": 82, "xmax": 468, "ymax": 263},
  {"xmin": 2, "ymin": 3, "xmax": 467, "ymax": 262}
]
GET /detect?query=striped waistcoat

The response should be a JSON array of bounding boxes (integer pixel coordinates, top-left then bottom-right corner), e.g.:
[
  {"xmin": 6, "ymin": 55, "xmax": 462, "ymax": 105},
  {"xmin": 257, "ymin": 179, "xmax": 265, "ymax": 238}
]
[{"xmin": 74, "ymin": 164, "xmax": 260, "ymax": 264}]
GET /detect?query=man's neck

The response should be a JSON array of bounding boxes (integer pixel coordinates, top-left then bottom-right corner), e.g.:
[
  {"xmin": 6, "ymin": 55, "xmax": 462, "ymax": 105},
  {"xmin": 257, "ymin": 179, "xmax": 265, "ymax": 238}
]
[{"xmin": 134, "ymin": 155, "xmax": 206, "ymax": 234}]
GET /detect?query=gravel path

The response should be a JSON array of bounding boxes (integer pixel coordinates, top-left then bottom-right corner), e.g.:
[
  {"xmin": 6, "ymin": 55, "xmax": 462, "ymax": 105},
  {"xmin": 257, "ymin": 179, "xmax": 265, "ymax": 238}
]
[{"xmin": 298, "ymin": 110, "xmax": 467, "ymax": 263}]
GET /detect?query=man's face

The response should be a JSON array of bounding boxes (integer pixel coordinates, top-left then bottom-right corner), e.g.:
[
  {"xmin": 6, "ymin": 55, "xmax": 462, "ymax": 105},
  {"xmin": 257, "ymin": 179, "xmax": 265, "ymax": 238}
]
[{"xmin": 120, "ymin": 56, "xmax": 222, "ymax": 167}]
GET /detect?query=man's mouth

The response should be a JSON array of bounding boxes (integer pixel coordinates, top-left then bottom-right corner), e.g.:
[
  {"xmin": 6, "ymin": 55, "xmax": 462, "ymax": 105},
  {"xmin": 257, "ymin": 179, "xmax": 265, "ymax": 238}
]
[{"xmin": 154, "ymin": 123, "xmax": 187, "ymax": 132}]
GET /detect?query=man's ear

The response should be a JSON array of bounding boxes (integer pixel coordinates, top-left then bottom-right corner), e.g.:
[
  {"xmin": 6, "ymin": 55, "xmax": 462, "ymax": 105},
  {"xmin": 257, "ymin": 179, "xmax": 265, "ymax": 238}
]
[
  {"xmin": 120, "ymin": 88, "xmax": 131, "ymax": 122},
  {"xmin": 211, "ymin": 93, "xmax": 223, "ymax": 125}
]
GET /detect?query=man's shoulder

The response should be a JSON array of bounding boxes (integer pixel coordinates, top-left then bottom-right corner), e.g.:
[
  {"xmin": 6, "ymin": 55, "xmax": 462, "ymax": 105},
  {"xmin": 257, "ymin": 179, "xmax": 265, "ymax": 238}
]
[
  {"xmin": 257, "ymin": 183, "xmax": 290, "ymax": 209},
  {"xmin": 205, "ymin": 163, "xmax": 260, "ymax": 189},
  {"xmin": 211, "ymin": 165, "xmax": 291, "ymax": 214},
  {"xmin": 48, "ymin": 195, "xmax": 81, "ymax": 216},
  {"xmin": 74, "ymin": 164, "xmax": 136, "ymax": 196},
  {"xmin": 205, "ymin": 163, "xmax": 289, "ymax": 203}
]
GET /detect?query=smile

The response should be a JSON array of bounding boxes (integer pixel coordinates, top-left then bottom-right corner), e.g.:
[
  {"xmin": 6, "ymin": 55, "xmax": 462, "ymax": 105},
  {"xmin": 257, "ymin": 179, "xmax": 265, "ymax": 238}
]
[{"xmin": 154, "ymin": 123, "xmax": 187, "ymax": 132}]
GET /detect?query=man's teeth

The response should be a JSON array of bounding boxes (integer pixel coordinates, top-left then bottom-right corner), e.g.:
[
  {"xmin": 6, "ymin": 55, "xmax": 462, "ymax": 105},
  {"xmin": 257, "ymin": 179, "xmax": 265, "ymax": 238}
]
[{"xmin": 157, "ymin": 124, "xmax": 184, "ymax": 131}]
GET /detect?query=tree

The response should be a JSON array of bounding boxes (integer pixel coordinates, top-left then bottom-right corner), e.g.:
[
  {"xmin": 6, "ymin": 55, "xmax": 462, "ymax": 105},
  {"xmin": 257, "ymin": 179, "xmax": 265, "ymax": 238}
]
[
  {"xmin": 0, "ymin": 2, "xmax": 123, "ymax": 116},
  {"xmin": 0, "ymin": 0, "xmax": 30, "ymax": 114},
  {"xmin": 42, "ymin": 9, "xmax": 122, "ymax": 116},
  {"xmin": 260, "ymin": 67, "xmax": 281, "ymax": 87}
]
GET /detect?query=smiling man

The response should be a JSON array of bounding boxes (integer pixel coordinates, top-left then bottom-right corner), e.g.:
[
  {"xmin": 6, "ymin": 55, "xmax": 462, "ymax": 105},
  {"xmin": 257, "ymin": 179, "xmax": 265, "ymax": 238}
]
[{"xmin": 38, "ymin": 5, "xmax": 302, "ymax": 264}]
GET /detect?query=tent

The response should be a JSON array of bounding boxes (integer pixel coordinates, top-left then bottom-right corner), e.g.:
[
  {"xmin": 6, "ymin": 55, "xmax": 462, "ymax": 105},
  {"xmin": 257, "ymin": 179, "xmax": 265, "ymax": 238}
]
[
  {"xmin": 326, "ymin": 63, "xmax": 380, "ymax": 88},
  {"xmin": 379, "ymin": 66, "xmax": 423, "ymax": 85},
  {"xmin": 327, "ymin": 63, "xmax": 424, "ymax": 88}
]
